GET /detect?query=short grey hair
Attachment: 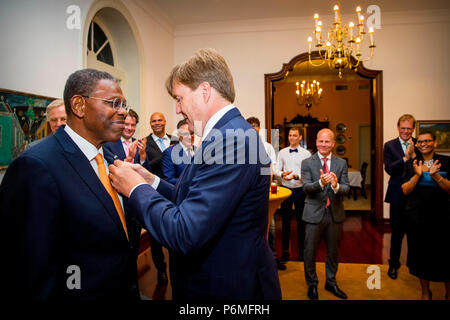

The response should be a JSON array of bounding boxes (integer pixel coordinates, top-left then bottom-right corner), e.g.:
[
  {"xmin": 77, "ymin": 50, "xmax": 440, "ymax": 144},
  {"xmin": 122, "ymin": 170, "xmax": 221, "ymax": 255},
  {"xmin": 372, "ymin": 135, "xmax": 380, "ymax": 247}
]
[{"xmin": 45, "ymin": 99, "xmax": 64, "ymax": 121}]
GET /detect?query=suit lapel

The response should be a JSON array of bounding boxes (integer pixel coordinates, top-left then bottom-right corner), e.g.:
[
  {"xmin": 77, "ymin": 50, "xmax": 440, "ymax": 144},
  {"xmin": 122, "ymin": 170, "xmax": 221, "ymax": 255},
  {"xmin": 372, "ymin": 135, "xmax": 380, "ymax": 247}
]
[
  {"xmin": 113, "ymin": 139, "xmax": 127, "ymax": 160},
  {"xmin": 394, "ymin": 139, "xmax": 405, "ymax": 156},
  {"xmin": 174, "ymin": 109, "xmax": 241, "ymax": 203},
  {"xmin": 54, "ymin": 129, "xmax": 129, "ymax": 240}
]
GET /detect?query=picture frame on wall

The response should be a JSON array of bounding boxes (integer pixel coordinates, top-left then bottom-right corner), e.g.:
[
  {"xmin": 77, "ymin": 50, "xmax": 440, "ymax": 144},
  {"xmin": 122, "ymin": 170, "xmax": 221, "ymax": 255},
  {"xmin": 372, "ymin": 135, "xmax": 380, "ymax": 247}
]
[
  {"xmin": 415, "ymin": 120, "xmax": 450, "ymax": 152},
  {"xmin": 0, "ymin": 88, "xmax": 57, "ymax": 166}
]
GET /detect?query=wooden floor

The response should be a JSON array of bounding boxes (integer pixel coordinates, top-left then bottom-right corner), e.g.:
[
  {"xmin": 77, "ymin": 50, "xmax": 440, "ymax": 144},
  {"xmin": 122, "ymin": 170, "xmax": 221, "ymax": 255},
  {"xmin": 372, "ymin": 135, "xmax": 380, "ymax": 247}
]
[{"xmin": 137, "ymin": 187, "xmax": 411, "ymax": 300}]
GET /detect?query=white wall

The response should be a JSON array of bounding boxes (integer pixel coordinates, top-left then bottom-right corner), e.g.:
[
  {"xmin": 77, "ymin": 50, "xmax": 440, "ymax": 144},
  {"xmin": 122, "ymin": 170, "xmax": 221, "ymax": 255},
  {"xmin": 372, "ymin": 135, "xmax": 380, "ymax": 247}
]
[
  {"xmin": 0, "ymin": 0, "xmax": 93, "ymax": 98},
  {"xmin": 0, "ymin": 0, "xmax": 175, "ymax": 137},
  {"xmin": 173, "ymin": 8, "xmax": 450, "ymax": 218}
]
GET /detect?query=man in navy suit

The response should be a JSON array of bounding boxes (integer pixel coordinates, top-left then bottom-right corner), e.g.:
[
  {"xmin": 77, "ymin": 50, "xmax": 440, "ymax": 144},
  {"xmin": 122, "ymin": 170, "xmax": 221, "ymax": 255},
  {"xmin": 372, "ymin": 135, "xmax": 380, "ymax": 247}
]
[
  {"xmin": 0, "ymin": 69, "xmax": 141, "ymax": 300},
  {"xmin": 384, "ymin": 114, "xmax": 417, "ymax": 279},
  {"xmin": 103, "ymin": 108, "xmax": 147, "ymax": 165},
  {"xmin": 162, "ymin": 119, "xmax": 194, "ymax": 184},
  {"xmin": 109, "ymin": 48, "xmax": 281, "ymax": 300}
]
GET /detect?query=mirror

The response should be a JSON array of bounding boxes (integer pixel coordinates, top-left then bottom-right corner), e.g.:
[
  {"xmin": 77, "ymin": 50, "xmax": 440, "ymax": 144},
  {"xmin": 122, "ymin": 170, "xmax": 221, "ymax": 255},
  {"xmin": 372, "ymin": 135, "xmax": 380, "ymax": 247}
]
[{"xmin": 265, "ymin": 51, "xmax": 384, "ymax": 223}]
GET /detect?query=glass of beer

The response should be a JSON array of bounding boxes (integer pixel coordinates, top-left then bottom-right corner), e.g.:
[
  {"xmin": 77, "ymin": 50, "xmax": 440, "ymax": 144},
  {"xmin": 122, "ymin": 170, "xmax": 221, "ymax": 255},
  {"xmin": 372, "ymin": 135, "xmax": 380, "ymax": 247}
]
[{"xmin": 270, "ymin": 182, "xmax": 277, "ymax": 194}]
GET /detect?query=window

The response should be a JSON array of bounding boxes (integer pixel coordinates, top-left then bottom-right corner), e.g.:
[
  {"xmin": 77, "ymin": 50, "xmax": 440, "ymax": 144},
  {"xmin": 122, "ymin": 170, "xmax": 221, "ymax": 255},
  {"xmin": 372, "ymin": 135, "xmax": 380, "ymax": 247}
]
[{"xmin": 87, "ymin": 21, "xmax": 114, "ymax": 66}]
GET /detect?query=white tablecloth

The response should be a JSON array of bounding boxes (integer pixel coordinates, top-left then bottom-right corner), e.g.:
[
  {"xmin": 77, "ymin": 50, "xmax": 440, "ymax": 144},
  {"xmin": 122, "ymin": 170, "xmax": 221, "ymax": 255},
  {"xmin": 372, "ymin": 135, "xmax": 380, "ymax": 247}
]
[{"xmin": 348, "ymin": 168, "xmax": 362, "ymax": 187}]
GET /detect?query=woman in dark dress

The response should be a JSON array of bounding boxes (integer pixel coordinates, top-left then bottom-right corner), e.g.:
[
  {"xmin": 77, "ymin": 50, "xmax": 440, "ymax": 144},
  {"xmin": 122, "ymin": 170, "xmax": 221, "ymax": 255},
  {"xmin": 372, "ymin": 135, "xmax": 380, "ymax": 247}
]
[{"xmin": 401, "ymin": 131, "xmax": 450, "ymax": 300}]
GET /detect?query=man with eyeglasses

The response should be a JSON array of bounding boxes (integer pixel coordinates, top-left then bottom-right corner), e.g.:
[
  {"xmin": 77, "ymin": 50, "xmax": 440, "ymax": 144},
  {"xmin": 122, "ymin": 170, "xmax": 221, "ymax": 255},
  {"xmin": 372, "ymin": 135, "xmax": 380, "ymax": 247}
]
[
  {"xmin": 0, "ymin": 68, "xmax": 142, "ymax": 300},
  {"xmin": 384, "ymin": 114, "xmax": 418, "ymax": 280},
  {"xmin": 27, "ymin": 99, "xmax": 67, "ymax": 149}
]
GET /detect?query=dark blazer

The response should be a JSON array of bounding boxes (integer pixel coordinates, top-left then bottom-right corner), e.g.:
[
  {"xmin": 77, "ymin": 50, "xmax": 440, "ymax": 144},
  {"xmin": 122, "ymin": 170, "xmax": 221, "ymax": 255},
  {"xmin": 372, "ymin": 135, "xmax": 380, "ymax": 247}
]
[
  {"xmin": 161, "ymin": 143, "xmax": 190, "ymax": 184},
  {"xmin": 301, "ymin": 153, "xmax": 350, "ymax": 224},
  {"xmin": 128, "ymin": 108, "xmax": 281, "ymax": 300},
  {"xmin": 103, "ymin": 138, "xmax": 140, "ymax": 164},
  {"xmin": 384, "ymin": 137, "xmax": 417, "ymax": 205},
  {"xmin": 144, "ymin": 133, "xmax": 173, "ymax": 178},
  {"xmin": 0, "ymin": 127, "xmax": 141, "ymax": 300}
]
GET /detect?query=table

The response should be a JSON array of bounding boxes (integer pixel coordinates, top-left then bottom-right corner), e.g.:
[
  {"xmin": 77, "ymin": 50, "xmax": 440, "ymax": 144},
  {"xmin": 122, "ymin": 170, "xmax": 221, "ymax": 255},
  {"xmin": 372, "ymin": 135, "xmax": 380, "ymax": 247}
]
[
  {"xmin": 267, "ymin": 186, "xmax": 292, "ymax": 239},
  {"xmin": 348, "ymin": 168, "xmax": 362, "ymax": 187}
]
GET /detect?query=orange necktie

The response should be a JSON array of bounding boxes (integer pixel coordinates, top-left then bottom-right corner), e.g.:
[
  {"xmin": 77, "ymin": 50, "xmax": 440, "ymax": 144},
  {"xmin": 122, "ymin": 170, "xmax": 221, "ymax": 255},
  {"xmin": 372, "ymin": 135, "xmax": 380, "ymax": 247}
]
[{"xmin": 94, "ymin": 153, "xmax": 129, "ymax": 239}]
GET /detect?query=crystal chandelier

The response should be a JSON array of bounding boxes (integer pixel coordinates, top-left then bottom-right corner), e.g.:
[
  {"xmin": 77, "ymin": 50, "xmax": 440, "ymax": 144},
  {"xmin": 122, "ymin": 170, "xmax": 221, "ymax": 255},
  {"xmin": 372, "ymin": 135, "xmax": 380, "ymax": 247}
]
[
  {"xmin": 295, "ymin": 79, "xmax": 323, "ymax": 113},
  {"xmin": 307, "ymin": 4, "xmax": 375, "ymax": 78}
]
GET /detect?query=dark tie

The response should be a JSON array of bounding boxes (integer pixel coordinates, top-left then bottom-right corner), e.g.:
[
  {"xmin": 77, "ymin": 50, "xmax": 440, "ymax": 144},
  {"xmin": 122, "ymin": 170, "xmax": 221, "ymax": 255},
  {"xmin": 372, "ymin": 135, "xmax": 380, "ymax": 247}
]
[
  {"xmin": 322, "ymin": 157, "xmax": 331, "ymax": 207},
  {"xmin": 289, "ymin": 149, "xmax": 298, "ymax": 153}
]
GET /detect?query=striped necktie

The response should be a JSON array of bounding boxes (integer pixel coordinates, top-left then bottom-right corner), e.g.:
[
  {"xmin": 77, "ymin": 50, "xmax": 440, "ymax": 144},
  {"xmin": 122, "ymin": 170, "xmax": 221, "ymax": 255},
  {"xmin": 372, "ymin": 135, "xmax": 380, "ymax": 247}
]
[{"xmin": 323, "ymin": 157, "xmax": 331, "ymax": 207}]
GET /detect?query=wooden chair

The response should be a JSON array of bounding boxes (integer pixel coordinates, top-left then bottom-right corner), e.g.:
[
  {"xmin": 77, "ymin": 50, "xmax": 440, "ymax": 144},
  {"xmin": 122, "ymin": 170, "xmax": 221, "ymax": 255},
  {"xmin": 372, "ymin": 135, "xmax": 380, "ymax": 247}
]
[{"xmin": 348, "ymin": 162, "xmax": 368, "ymax": 200}]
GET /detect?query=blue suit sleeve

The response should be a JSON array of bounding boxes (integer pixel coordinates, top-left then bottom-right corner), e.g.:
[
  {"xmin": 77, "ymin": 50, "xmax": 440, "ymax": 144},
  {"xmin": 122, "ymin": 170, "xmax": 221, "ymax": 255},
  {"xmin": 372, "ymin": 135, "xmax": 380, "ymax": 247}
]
[
  {"xmin": 128, "ymin": 161, "xmax": 261, "ymax": 255},
  {"xmin": 161, "ymin": 148, "xmax": 178, "ymax": 185}
]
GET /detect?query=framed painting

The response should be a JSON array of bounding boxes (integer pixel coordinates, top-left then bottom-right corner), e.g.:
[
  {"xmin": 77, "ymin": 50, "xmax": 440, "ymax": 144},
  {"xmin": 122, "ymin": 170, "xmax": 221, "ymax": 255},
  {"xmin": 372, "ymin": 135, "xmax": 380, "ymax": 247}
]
[
  {"xmin": 0, "ymin": 88, "xmax": 57, "ymax": 166},
  {"xmin": 415, "ymin": 120, "xmax": 450, "ymax": 152}
]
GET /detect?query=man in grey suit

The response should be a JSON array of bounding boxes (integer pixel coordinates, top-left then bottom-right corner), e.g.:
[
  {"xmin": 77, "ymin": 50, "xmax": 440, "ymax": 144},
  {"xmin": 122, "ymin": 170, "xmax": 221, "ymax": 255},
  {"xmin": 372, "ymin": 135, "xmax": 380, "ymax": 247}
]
[{"xmin": 301, "ymin": 128, "xmax": 350, "ymax": 300}]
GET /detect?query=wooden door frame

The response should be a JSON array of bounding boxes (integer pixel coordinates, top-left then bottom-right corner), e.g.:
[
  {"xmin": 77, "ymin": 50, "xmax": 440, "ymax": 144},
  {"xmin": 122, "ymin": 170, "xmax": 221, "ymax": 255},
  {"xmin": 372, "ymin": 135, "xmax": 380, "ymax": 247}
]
[{"xmin": 264, "ymin": 51, "xmax": 384, "ymax": 224}]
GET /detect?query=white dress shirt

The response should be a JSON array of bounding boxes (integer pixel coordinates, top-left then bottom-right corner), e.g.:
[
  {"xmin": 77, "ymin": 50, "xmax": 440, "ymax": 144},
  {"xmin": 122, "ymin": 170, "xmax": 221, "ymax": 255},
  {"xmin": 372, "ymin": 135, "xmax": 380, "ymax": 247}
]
[
  {"xmin": 64, "ymin": 125, "xmax": 124, "ymax": 206},
  {"xmin": 275, "ymin": 145, "xmax": 311, "ymax": 188},
  {"xmin": 152, "ymin": 134, "xmax": 171, "ymax": 151}
]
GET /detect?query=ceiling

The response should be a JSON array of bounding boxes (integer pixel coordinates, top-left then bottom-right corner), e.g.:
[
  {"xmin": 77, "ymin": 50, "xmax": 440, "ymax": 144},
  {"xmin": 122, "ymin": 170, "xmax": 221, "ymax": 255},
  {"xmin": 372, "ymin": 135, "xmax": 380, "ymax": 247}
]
[{"xmin": 151, "ymin": 0, "xmax": 450, "ymax": 25}]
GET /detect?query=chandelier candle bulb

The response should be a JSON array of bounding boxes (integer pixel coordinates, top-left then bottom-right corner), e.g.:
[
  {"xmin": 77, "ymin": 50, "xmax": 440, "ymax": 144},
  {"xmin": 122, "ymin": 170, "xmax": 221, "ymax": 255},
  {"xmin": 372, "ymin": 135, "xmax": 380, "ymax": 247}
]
[
  {"xmin": 349, "ymin": 22, "xmax": 354, "ymax": 41},
  {"xmin": 334, "ymin": 5, "xmax": 339, "ymax": 23},
  {"xmin": 369, "ymin": 27, "xmax": 374, "ymax": 46}
]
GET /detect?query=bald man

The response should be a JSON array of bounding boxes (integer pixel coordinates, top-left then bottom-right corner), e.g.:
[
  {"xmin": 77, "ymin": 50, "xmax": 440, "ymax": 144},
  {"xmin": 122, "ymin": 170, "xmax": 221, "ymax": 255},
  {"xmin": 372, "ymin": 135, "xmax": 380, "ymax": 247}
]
[
  {"xmin": 301, "ymin": 128, "xmax": 350, "ymax": 300},
  {"xmin": 143, "ymin": 112, "xmax": 172, "ymax": 285}
]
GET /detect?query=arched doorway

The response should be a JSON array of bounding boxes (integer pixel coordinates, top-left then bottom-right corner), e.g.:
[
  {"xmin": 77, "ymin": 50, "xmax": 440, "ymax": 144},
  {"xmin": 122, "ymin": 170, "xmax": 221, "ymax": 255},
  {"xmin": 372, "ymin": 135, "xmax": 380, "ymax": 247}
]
[
  {"xmin": 264, "ymin": 52, "xmax": 383, "ymax": 224},
  {"xmin": 83, "ymin": 4, "xmax": 142, "ymax": 130}
]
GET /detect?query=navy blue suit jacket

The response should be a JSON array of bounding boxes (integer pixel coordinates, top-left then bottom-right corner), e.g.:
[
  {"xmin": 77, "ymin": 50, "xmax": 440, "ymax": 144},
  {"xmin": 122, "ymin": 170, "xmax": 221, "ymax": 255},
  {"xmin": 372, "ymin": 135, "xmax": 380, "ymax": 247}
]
[
  {"xmin": 161, "ymin": 143, "xmax": 190, "ymax": 184},
  {"xmin": 103, "ymin": 138, "xmax": 141, "ymax": 164},
  {"xmin": 384, "ymin": 137, "xmax": 417, "ymax": 205},
  {"xmin": 128, "ymin": 108, "xmax": 281, "ymax": 300},
  {"xmin": 0, "ymin": 127, "xmax": 141, "ymax": 300}
]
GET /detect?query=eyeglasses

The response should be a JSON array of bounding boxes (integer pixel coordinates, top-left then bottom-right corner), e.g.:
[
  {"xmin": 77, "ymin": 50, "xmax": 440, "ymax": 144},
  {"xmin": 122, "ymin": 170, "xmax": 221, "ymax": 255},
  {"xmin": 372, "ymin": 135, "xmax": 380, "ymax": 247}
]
[
  {"xmin": 416, "ymin": 139, "xmax": 434, "ymax": 145},
  {"xmin": 82, "ymin": 96, "xmax": 130, "ymax": 112}
]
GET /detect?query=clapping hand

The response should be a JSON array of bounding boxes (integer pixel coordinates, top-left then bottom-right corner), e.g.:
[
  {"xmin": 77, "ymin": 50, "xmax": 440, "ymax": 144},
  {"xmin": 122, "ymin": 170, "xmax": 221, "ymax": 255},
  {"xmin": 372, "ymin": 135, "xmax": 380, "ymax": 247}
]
[
  {"xmin": 137, "ymin": 138, "xmax": 147, "ymax": 161},
  {"xmin": 405, "ymin": 138, "xmax": 416, "ymax": 160},
  {"xmin": 320, "ymin": 169, "xmax": 332, "ymax": 186},
  {"xmin": 429, "ymin": 160, "xmax": 441, "ymax": 176},
  {"xmin": 125, "ymin": 141, "xmax": 138, "ymax": 162},
  {"xmin": 413, "ymin": 160, "xmax": 423, "ymax": 176},
  {"xmin": 282, "ymin": 170, "xmax": 295, "ymax": 181}
]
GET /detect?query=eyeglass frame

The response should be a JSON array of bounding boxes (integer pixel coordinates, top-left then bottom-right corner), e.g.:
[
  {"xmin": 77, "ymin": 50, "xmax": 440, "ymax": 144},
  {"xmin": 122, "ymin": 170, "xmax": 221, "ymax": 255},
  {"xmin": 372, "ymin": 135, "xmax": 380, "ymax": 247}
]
[
  {"xmin": 416, "ymin": 139, "xmax": 435, "ymax": 145},
  {"xmin": 81, "ymin": 95, "xmax": 130, "ymax": 112}
]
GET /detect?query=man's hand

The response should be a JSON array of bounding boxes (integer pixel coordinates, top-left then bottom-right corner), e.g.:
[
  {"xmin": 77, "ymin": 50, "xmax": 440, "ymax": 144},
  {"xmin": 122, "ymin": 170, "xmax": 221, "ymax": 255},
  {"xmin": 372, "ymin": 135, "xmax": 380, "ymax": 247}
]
[
  {"xmin": 137, "ymin": 138, "xmax": 147, "ymax": 162},
  {"xmin": 125, "ymin": 141, "xmax": 138, "ymax": 163},
  {"xmin": 320, "ymin": 169, "xmax": 332, "ymax": 186},
  {"xmin": 282, "ymin": 170, "xmax": 295, "ymax": 181},
  {"xmin": 404, "ymin": 138, "xmax": 416, "ymax": 161},
  {"xmin": 108, "ymin": 160, "xmax": 154, "ymax": 197},
  {"xmin": 329, "ymin": 172, "xmax": 338, "ymax": 189}
]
